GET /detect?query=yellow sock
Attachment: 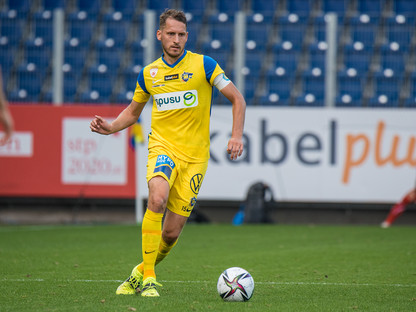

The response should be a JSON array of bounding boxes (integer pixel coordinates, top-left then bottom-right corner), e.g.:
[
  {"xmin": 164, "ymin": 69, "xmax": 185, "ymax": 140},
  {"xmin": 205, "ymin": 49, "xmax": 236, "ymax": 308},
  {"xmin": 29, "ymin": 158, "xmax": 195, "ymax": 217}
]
[
  {"xmin": 136, "ymin": 239, "xmax": 177, "ymax": 274},
  {"xmin": 141, "ymin": 210, "xmax": 163, "ymax": 280},
  {"xmin": 155, "ymin": 238, "xmax": 177, "ymax": 266}
]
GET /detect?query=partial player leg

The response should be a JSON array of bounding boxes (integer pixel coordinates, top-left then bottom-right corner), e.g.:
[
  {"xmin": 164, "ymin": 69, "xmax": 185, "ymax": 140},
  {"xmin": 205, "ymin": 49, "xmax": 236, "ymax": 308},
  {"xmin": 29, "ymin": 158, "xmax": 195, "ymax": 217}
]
[{"xmin": 381, "ymin": 189, "xmax": 416, "ymax": 228}]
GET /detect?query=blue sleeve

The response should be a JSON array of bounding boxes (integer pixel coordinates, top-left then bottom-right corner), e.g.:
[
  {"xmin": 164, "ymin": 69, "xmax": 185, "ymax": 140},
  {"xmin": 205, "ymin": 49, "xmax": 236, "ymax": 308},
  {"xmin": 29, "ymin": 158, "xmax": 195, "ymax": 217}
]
[
  {"xmin": 203, "ymin": 55, "xmax": 218, "ymax": 84},
  {"xmin": 137, "ymin": 68, "xmax": 149, "ymax": 94}
]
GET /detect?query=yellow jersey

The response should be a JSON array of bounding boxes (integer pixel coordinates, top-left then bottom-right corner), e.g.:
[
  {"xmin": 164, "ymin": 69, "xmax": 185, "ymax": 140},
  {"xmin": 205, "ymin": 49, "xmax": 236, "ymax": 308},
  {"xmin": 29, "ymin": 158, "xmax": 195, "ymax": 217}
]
[{"xmin": 133, "ymin": 50, "xmax": 225, "ymax": 162}]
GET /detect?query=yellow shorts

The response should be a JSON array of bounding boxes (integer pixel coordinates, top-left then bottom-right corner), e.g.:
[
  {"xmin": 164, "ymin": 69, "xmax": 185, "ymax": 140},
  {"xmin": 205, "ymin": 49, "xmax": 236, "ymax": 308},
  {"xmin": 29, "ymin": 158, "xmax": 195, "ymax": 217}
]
[{"xmin": 146, "ymin": 147, "xmax": 208, "ymax": 217}]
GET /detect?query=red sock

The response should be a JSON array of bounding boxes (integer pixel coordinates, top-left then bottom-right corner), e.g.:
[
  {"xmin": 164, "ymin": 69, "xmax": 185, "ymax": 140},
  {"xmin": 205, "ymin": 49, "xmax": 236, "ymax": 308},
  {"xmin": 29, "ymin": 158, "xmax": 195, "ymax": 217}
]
[{"xmin": 384, "ymin": 203, "xmax": 407, "ymax": 225}]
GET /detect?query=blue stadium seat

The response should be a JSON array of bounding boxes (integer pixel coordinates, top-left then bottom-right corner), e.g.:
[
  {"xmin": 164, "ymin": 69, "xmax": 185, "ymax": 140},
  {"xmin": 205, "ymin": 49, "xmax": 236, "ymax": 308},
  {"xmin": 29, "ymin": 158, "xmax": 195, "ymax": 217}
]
[
  {"xmin": 4, "ymin": 0, "xmax": 30, "ymax": 18},
  {"xmin": 258, "ymin": 93, "xmax": 290, "ymax": 106},
  {"xmin": 94, "ymin": 39, "xmax": 122, "ymax": 71},
  {"xmin": 407, "ymin": 71, "xmax": 416, "ymax": 98},
  {"xmin": 244, "ymin": 76, "xmax": 258, "ymax": 104},
  {"xmin": 295, "ymin": 93, "xmax": 324, "ymax": 106},
  {"xmin": 121, "ymin": 65, "xmax": 142, "ymax": 94},
  {"xmin": 343, "ymin": 42, "xmax": 373, "ymax": 74},
  {"xmin": 130, "ymin": 40, "xmax": 145, "ymax": 66},
  {"xmin": 278, "ymin": 14, "xmax": 307, "ymax": 49},
  {"xmin": 287, "ymin": 0, "xmax": 311, "ymax": 17},
  {"xmin": 67, "ymin": 11, "xmax": 95, "ymax": 46},
  {"xmin": 8, "ymin": 89, "xmax": 39, "ymax": 102},
  {"xmin": 348, "ymin": 14, "xmax": 379, "ymax": 46},
  {"xmin": 271, "ymin": 41, "xmax": 300, "ymax": 73},
  {"xmin": 404, "ymin": 97, "xmax": 416, "ymax": 108},
  {"xmin": 23, "ymin": 38, "xmax": 51, "ymax": 68},
  {"xmin": 371, "ymin": 69, "xmax": 401, "ymax": 106},
  {"xmin": 312, "ymin": 14, "xmax": 343, "ymax": 43},
  {"xmin": 62, "ymin": 64, "xmax": 81, "ymax": 102},
  {"xmin": 217, "ymin": 0, "xmax": 244, "ymax": 15},
  {"xmin": 301, "ymin": 67, "xmax": 325, "ymax": 101},
  {"xmin": 394, "ymin": 0, "xmax": 416, "ymax": 16},
  {"xmin": 265, "ymin": 67, "xmax": 293, "ymax": 102},
  {"xmin": 337, "ymin": 69, "xmax": 364, "ymax": 105},
  {"xmin": 16, "ymin": 63, "xmax": 45, "ymax": 97},
  {"xmin": 308, "ymin": 42, "xmax": 327, "ymax": 70},
  {"xmin": 145, "ymin": 0, "xmax": 176, "ymax": 14},
  {"xmin": 76, "ymin": 0, "xmax": 99, "ymax": 16},
  {"xmin": 384, "ymin": 15, "xmax": 414, "ymax": 48},
  {"xmin": 335, "ymin": 94, "xmax": 362, "ymax": 107},
  {"xmin": 185, "ymin": 19, "xmax": 201, "ymax": 52},
  {"xmin": 246, "ymin": 13, "xmax": 271, "ymax": 50},
  {"xmin": 245, "ymin": 49, "xmax": 264, "ymax": 77},
  {"xmin": 87, "ymin": 65, "xmax": 115, "ymax": 98},
  {"xmin": 32, "ymin": 11, "xmax": 53, "ymax": 46},
  {"xmin": 111, "ymin": 0, "xmax": 136, "ymax": 19},
  {"xmin": 0, "ymin": 38, "xmax": 15, "ymax": 78},
  {"xmin": 40, "ymin": 0, "xmax": 66, "ymax": 10},
  {"xmin": 182, "ymin": 0, "xmax": 207, "ymax": 19},
  {"xmin": 102, "ymin": 12, "xmax": 130, "ymax": 46},
  {"xmin": 357, "ymin": 0, "xmax": 386, "ymax": 16},
  {"xmin": 323, "ymin": 0, "xmax": 347, "ymax": 16},
  {"xmin": 79, "ymin": 90, "xmax": 110, "ymax": 104},
  {"xmin": 207, "ymin": 13, "xmax": 234, "ymax": 50},
  {"xmin": 379, "ymin": 42, "xmax": 407, "ymax": 75},
  {"xmin": 251, "ymin": 0, "xmax": 278, "ymax": 19},
  {"xmin": 64, "ymin": 38, "xmax": 87, "ymax": 72},
  {"xmin": 115, "ymin": 90, "xmax": 134, "ymax": 103},
  {"xmin": 0, "ymin": 11, "xmax": 24, "ymax": 46}
]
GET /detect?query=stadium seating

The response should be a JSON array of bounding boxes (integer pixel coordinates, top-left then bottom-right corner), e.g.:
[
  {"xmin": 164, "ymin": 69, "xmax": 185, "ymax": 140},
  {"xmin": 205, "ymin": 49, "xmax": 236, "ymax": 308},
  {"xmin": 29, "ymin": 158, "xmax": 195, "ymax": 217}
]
[
  {"xmin": 379, "ymin": 42, "xmax": 407, "ymax": 75},
  {"xmin": 277, "ymin": 14, "xmax": 308, "ymax": 49},
  {"xmin": 348, "ymin": 14, "xmax": 379, "ymax": 46},
  {"xmin": 369, "ymin": 69, "xmax": 401, "ymax": 107},
  {"xmin": 67, "ymin": 11, "xmax": 95, "ymax": 46},
  {"xmin": 336, "ymin": 69, "xmax": 364, "ymax": 107},
  {"xmin": 32, "ymin": 11, "xmax": 53, "ymax": 46},
  {"xmin": 0, "ymin": 0, "xmax": 414, "ymax": 108},
  {"xmin": 384, "ymin": 15, "xmax": 414, "ymax": 48},
  {"xmin": 0, "ymin": 11, "xmax": 24, "ymax": 46},
  {"xmin": 342, "ymin": 42, "xmax": 373, "ymax": 74},
  {"xmin": 394, "ymin": 0, "xmax": 416, "ymax": 15}
]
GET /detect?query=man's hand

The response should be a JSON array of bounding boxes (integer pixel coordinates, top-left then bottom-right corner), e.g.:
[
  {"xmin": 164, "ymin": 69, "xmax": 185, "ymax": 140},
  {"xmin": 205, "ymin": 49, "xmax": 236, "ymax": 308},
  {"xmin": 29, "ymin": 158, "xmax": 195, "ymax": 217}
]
[
  {"xmin": 227, "ymin": 137, "xmax": 244, "ymax": 160},
  {"xmin": 90, "ymin": 115, "xmax": 113, "ymax": 135}
]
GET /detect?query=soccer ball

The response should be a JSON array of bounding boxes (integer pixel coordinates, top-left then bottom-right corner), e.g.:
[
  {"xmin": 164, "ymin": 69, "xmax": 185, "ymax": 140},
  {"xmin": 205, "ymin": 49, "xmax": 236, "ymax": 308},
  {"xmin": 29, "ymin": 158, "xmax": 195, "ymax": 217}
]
[{"xmin": 217, "ymin": 267, "xmax": 254, "ymax": 302}]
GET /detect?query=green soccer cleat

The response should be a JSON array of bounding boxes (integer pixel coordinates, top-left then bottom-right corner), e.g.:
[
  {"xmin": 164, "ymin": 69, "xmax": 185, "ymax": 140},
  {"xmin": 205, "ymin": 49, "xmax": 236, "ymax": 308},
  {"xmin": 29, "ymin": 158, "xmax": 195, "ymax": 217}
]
[
  {"xmin": 116, "ymin": 265, "xmax": 143, "ymax": 295},
  {"xmin": 141, "ymin": 277, "xmax": 162, "ymax": 297}
]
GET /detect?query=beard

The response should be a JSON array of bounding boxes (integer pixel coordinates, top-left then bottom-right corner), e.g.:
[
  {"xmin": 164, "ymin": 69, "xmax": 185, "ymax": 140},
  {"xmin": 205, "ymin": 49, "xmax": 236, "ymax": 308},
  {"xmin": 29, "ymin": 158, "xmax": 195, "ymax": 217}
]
[{"xmin": 162, "ymin": 43, "xmax": 184, "ymax": 59}]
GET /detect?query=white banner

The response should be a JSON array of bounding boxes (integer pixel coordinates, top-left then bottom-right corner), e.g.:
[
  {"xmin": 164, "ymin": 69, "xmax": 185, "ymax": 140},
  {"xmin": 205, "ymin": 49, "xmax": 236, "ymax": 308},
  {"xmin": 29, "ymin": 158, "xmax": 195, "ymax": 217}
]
[
  {"xmin": 62, "ymin": 118, "xmax": 127, "ymax": 185},
  {"xmin": 137, "ymin": 107, "xmax": 416, "ymax": 205}
]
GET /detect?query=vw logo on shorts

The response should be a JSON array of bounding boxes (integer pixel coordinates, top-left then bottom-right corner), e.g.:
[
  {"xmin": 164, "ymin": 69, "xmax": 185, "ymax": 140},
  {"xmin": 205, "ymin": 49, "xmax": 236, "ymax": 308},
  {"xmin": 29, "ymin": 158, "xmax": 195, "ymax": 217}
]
[{"xmin": 190, "ymin": 173, "xmax": 203, "ymax": 194}]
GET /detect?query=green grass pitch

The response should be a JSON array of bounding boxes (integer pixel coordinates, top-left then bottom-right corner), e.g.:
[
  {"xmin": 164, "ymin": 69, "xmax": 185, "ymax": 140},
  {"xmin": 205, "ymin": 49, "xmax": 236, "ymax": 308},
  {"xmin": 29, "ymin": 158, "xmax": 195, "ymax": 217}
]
[{"xmin": 0, "ymin": 224, "xmax": 415, "ymax": 311}]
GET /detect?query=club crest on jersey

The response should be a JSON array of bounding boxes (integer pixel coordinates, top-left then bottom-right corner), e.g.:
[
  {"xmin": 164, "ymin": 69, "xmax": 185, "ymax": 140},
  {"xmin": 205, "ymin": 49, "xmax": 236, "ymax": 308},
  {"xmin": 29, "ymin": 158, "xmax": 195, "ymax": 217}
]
[
  {"xmin": 150, "ymin": 67, "xmax": 158, "ymax": 78},
  {"xmin": 182, "ymin": 72, "xmax": 193, "ymax": 82}
]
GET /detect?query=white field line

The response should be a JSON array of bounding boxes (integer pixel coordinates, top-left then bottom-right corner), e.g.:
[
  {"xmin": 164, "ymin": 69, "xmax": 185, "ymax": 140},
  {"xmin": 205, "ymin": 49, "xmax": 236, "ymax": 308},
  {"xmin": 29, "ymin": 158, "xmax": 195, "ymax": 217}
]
[{"xmin": 2, "ymin": 278, "xmax": 415, "ymax": 288}]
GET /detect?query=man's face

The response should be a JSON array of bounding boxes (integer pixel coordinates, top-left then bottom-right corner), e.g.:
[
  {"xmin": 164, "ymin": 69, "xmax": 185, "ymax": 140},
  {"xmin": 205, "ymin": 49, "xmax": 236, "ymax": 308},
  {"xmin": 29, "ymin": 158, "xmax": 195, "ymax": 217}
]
[{"xmin": 157, "ymin": 17, "xmax": 188, "ymax": 61}]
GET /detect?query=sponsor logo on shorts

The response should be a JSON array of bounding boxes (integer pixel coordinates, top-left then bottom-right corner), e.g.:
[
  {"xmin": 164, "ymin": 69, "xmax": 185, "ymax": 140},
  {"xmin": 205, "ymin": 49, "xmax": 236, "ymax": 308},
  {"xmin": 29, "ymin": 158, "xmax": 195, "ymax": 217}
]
[
  {"xmin": 153, "ymin": 155, "xmax": 175, "ymax": 179},
  {"xmin": 190, "ymin": 173, "xmax": 203, "ymax": 195},
  {"xmin": 154, "ymin": 90, "xmax": 198, "ymax": 111}
]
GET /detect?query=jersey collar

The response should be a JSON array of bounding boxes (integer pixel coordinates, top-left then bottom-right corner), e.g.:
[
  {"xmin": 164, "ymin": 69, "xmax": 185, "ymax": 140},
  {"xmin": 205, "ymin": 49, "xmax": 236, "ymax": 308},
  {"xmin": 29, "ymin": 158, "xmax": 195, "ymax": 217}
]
[{"xmin": 161, "ymin": 50, "xmax": 187, "ymax": 68}]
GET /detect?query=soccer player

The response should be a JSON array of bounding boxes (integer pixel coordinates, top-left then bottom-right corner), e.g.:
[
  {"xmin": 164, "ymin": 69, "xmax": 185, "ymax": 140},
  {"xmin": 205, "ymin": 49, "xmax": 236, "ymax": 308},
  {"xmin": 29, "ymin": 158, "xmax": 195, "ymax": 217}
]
[
  {"xmin": 0, "ymin": 67, "xmax": 14, "ymax": 146},
  {"xmin": 381, "ymin": 188, "xmax": 416, "ymax": 228},
  {"xmin": 90, "ymin": 9, "xmax": 246, "ymax": 297}
]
